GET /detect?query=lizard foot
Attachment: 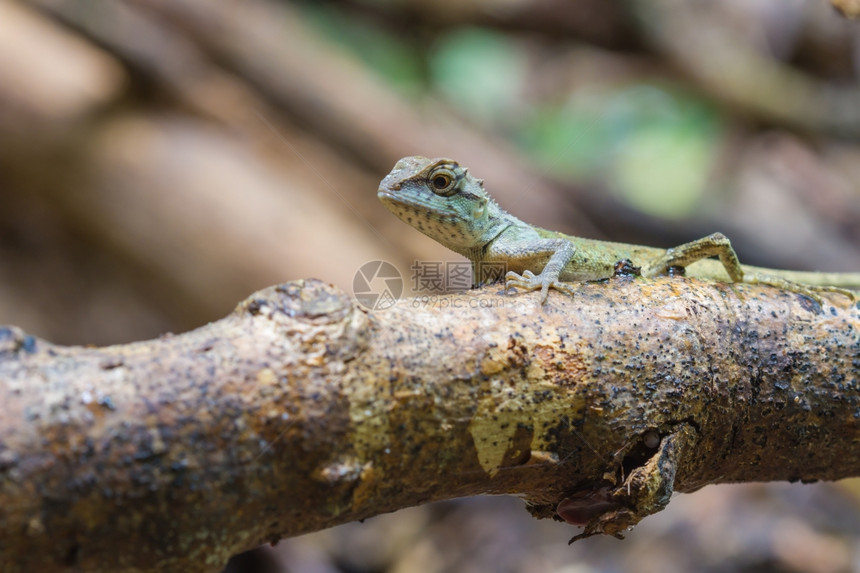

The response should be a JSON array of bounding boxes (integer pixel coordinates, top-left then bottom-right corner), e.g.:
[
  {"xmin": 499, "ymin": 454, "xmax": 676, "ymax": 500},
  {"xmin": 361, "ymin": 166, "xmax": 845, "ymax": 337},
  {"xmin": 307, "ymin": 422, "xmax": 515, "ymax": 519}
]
[
  {"xmin": 744, "ymin": 273, "xmax": 857, "ymax": 307},
  {"xmin": 505, "ymin": 270, "xmax": 577, "ymax": 304}
]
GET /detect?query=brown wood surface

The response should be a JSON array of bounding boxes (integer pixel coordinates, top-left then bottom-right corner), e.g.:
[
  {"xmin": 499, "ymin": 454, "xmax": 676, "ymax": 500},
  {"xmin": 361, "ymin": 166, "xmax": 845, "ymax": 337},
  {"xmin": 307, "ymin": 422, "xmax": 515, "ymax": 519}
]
[{"xmin": 1, "ymin": 278, "xmax": 858, "ymax": 571}]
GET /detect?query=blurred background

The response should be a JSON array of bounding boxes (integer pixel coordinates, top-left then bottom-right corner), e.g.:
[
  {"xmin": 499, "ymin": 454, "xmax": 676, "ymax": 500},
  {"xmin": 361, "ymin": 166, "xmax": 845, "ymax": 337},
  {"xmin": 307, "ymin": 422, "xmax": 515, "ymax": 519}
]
[{"xmin": 3, "ymin": 0, "xmax": 860, "ymax": 571}]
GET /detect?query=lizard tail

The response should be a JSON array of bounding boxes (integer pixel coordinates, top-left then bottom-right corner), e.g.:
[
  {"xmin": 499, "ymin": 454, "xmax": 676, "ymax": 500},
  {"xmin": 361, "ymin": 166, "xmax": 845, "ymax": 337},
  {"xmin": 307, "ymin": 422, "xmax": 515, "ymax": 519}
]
[{"xmin": 744, "ymin": 266, "xmax": 860, "ymax": 290}]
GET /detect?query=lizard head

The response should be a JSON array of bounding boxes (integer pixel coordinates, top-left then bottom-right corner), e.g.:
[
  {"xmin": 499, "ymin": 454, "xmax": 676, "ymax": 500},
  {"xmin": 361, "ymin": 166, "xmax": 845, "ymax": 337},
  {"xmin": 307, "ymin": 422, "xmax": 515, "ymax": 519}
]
[{"xmin": 378, "ymin": 156, "xmax": 507, "ymax": 253}]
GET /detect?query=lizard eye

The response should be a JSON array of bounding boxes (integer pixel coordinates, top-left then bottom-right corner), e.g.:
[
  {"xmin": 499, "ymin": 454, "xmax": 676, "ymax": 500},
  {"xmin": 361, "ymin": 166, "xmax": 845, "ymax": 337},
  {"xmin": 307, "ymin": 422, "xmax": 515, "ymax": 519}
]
[{"xmin": 428, "ymin": 168, "xmax": 458, "ymax": 196}]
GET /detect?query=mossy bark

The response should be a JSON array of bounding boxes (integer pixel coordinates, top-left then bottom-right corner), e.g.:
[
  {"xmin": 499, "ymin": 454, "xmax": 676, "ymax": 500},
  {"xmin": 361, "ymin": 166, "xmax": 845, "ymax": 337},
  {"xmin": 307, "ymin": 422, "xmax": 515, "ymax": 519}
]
[{"xmin": 1, "ymin": 278, "xmax": 858, "ymax": 571}]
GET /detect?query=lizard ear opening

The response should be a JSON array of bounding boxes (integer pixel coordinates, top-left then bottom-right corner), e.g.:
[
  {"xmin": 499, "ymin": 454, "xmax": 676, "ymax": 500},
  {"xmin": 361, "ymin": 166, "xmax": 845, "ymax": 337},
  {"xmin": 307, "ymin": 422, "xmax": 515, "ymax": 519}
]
[{"xmin": 472, "ymin": 196, "xmax": 489, "ymax": 221}]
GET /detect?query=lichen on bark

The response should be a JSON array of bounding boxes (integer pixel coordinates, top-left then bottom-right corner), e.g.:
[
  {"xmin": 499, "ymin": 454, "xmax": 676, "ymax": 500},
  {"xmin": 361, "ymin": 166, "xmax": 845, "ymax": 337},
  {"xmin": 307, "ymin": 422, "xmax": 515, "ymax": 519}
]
[{"xmin": 1, "ymin": 277, "xmax": 859, "ymax": 572}]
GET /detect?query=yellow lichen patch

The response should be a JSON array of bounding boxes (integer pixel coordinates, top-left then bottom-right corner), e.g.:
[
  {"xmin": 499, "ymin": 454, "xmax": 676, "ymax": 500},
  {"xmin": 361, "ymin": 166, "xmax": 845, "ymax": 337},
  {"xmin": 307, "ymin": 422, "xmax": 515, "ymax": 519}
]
[
  {"xmin": 468, "ymin": 330, "xmax": 595, "ymax": 475},
  {"xmin": 469, "ymin": 382, "xmax": 579, "ymax": 476},
  {"xmin": 533, "ymin": 344, "xmax": 589, "ymax": 387},
  {"xmin": 468, "ymin": 400, "xmax": 525, "ymax": 477},
  {"xmin": 350, "ymin": 462, "xmax": 384, "ymax": 510},
  {"xmin": 479, "ymin": 344, "xmax": 510, "ymax": 376},
  {"xmin": 344, "ymin": 369, "xmax": 393, "ymax": 500},
  {"xmin": 347, "ymin": 400, "xmax": 391, "ymax": 458},
  {"xmin": 256, "ymin": 368, "xmax": 277, "ymax": 387},
  {"xmin": 525, "ymin": 361, "xmax": 547, "ymax": 383},
  {"xmin": 470, "ymin": 335, "xmax": 532, "ymax": 475}
]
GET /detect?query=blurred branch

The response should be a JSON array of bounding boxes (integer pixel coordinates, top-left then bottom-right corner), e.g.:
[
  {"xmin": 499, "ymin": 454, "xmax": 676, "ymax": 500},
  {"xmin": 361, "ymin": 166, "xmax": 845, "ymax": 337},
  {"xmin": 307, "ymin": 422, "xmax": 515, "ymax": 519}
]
[
  {"xmin": 633, "ymin": 0, "xmax": 860, "ymax": 137},
  {"xmin": 337, "ymin": 0, "xmax": 860, "ymax": 137},
  {"xmin": 5, "ymin": 0, "xmax": 397, "ymax": 330},
  {"xmin": 2, "ymin": 278, "xmax": 860, "ymax": 571},
  {"xmin": 831, "ymin": 0, "xmax": 860, "ymax": 19},
  {"xmin": 326, "ymin": 0, "xmax": 638, "ymax": 49},
  {"xmin": 25, "ymin": 0, "xmax": 860, "ymax": 282},
  {"xmin": 122, "ymin": 0, "xmax": 595, "ymax": 232}
]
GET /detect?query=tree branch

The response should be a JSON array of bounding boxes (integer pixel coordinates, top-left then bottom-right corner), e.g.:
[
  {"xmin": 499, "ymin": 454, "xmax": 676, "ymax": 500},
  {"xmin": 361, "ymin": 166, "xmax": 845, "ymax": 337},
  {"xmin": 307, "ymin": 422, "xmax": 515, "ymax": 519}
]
[{"xmin": 1, "ymin": 278, "xmax": 859, "ymax": 571}]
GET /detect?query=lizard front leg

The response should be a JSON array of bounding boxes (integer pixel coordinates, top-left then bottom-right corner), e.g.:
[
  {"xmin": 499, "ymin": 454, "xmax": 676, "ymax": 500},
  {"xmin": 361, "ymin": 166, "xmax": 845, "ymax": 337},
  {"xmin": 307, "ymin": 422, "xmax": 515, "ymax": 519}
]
[{"xmin": 494, "ymin": 238, "xmax": 577, "ymax": 304}]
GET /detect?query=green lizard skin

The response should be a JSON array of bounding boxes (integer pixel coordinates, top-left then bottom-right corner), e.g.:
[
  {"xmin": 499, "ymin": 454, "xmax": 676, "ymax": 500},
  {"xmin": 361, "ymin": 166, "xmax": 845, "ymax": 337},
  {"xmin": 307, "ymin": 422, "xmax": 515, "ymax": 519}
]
[{"xmin": 378, "ymin": 156, "xmax": 860, "ymax": 304}]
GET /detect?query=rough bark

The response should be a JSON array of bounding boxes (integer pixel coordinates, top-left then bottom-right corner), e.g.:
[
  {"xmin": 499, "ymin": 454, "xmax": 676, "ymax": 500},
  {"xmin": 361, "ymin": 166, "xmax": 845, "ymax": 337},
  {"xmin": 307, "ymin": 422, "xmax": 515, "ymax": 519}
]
[{"xmin": 1, "ymin": 277, "xmax": 859, "ymax": 571}]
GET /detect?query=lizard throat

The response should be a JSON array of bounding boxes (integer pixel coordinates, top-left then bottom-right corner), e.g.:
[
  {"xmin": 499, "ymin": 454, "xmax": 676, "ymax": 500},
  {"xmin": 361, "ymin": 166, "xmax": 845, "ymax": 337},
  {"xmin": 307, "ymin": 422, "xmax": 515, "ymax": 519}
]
[{"xmin": 377, "ymin": 191, "xmax": 496, "ymax": 251}]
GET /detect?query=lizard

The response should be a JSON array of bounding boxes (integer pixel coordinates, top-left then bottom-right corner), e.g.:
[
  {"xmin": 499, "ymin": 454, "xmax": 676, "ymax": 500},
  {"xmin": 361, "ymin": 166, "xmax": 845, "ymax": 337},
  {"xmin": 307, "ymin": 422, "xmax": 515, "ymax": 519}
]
[{"xmin": 377, "ymin": 156, "xmax": 860, "ymax": 305}]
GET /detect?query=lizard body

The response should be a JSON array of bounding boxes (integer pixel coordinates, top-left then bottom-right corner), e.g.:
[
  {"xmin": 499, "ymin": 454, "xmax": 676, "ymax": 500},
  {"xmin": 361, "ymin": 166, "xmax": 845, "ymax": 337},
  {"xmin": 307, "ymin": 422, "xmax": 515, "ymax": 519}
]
[{"xmin": 378, "ymin": 156, "xmax": 860, "ymax": 304}]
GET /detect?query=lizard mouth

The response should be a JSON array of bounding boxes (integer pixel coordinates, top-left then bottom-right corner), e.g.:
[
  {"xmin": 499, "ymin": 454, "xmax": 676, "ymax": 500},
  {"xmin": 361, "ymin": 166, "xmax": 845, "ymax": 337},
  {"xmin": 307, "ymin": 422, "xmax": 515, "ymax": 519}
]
[
  {"xmin": 376, "ymin": 189, "xmax": 397, "ymax": 201},
  {"xmin": 377, "ymin": 188, "xmax": 458, "ymax": 218},
  {"xmin": 376, "ymin": 189, "xmax": 405, "ymax": 210}
]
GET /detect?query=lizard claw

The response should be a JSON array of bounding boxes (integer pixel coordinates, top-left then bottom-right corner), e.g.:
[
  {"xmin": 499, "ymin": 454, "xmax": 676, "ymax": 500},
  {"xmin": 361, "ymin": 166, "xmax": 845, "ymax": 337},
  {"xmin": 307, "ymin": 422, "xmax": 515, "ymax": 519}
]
[{"xmin": 505, "ymin": 271, "xmax": 577, "ymax": 304}]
